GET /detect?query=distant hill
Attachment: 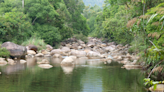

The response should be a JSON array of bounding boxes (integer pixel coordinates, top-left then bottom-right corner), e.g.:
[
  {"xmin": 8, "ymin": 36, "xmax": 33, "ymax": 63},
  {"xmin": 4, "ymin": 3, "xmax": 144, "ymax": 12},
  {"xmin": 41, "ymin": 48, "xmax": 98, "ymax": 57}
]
[{"xmin": 83, "ymin": 0, "xmax": 105, "ymax": 7}]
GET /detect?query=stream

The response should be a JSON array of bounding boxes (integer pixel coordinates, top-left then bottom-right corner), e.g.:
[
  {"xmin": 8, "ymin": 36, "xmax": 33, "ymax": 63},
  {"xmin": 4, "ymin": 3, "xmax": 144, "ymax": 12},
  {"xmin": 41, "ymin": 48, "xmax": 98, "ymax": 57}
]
[{"xmin": 0, "ymin": 57, "xmax": 146, "ymax": 92}]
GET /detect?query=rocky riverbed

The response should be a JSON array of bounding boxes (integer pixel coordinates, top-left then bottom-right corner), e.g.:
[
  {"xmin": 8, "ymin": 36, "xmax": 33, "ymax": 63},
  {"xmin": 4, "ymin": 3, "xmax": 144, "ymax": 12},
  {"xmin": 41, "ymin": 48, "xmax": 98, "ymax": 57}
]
[{"xmin": 0, "ymin": 37, "xmax": 142, "ymax": 70}]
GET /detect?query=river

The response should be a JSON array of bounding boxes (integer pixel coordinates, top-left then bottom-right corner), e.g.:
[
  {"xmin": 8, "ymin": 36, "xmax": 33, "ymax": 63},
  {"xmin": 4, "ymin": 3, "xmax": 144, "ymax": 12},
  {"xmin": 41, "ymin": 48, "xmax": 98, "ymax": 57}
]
[{"xmin": 0, "ymin": 57, "xmax": 146, "ymax": 92}]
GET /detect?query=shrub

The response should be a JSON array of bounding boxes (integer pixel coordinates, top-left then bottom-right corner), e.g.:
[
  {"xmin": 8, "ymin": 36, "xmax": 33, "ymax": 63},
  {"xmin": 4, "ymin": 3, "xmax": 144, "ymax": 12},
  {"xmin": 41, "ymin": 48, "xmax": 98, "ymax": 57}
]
[
  {"xmin": 0, "ymin": 47, "xmax": 10, "ymax": 58},
  {"xmin": 22, "ymin": 33, "xmax": 47, "ymax": 50},
  {"xmin": 73, "ymin": 33, "xmax": 88, "ymax": 43}
]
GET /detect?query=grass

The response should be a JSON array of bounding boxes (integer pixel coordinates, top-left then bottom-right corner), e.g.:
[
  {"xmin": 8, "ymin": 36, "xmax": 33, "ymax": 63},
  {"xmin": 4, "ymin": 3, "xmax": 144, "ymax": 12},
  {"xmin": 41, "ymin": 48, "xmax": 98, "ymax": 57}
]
[{"xmin": 22, "ymin": 36, "xmax": 47, "ymax": 50}]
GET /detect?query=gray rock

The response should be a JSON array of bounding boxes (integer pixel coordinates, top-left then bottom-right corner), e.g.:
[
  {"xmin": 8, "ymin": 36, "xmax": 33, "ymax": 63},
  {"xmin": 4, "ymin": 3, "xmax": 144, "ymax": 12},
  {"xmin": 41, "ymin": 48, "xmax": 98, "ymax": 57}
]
[{"xmin": 1, "ymin": 42, "xmax": 27, "ymax": 58}]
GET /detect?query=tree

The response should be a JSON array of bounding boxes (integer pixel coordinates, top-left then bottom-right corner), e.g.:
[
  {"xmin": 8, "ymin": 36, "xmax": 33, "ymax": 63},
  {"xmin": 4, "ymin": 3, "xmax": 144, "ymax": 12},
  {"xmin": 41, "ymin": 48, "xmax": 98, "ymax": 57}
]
[{"xmin": 0, "ymin": 11, "xmax": 33, "ymax": 43}]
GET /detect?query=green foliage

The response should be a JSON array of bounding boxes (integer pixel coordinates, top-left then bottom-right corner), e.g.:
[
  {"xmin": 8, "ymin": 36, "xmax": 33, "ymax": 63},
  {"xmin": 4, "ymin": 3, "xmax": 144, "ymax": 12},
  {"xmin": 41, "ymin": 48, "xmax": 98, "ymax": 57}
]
[
  {"xmin": 34, "ymin": 24, "xmax": 61, "ymax": 46},
  {"xmin": 73, "ymin": 33, "xmax": 88, "ymax": 43},
  {"xmin": 144, "ymin": 78, "xmax": 164, "ymax": 90},
  {"xmin": 0, "ymin": 11, "xmax": 33, "ymax": 44},
  {"xmin": 83, "ymin": 5, "xmax": 102, "ymax": 33},
  {"xmin": 0, "ymin": 47, "xmax": 10, "ymax": 58},
  {"xmin": 22, "ymin": 33, "xmax": 47, "ymax": 50},
  {"xmin": 63, "ymin": 0, "xmax": 90, "ymax": 36}
]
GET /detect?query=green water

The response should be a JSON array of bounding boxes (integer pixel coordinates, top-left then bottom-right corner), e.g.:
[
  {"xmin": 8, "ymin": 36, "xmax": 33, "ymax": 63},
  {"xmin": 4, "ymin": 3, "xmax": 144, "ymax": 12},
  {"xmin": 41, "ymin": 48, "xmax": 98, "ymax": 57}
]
[{"xmin": 0, "ymin": 58, "xmax": 146, "ymax": 92}]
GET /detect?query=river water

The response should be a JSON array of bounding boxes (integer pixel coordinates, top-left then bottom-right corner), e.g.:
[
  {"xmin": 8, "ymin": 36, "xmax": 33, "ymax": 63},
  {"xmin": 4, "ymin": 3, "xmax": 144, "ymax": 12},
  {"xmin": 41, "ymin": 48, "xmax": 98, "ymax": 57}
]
[{"xmin": 0, "ymin": 57, "xmax": 146, "ymax": 92}]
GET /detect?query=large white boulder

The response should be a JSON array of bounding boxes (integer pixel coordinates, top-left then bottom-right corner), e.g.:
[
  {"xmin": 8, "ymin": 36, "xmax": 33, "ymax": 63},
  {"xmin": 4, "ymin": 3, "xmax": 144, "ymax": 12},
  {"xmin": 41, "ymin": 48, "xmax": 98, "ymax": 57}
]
[
  {"xmin": 27, "ymin": 50, "xmax": 36, "ymax": 55},
  {"xmin": 38, "ymin": 64, "xmax": 53, "ymax": 69},
  {"xmin": 20, "ymin": 59, "xmax": 27, "ymax": 64},
  {"xmin": 61, "ymin": 57, "xmax": 74, "ymax": 66}
]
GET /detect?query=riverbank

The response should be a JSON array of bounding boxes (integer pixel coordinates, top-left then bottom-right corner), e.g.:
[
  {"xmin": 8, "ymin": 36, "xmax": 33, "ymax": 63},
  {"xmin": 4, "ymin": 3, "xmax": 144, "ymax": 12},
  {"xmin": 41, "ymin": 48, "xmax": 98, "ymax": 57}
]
[{"xmin": 0, "ymin": 37, "xmax": 142, "ymax": 70}]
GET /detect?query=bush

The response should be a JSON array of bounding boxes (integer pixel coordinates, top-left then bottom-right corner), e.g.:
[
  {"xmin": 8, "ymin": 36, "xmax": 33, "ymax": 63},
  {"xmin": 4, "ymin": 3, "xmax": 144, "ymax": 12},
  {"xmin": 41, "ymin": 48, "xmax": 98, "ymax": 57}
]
[
  {"xmin": 0, "ymin": 47, "xmax": 10, "ymax": 58},
  {"xmin": 22, "ymin": 33, "xmax": 47, "ymax": 50},
  {"xmin": 73, "ymin": 33, "xmax": 88, "ymax": 43}
]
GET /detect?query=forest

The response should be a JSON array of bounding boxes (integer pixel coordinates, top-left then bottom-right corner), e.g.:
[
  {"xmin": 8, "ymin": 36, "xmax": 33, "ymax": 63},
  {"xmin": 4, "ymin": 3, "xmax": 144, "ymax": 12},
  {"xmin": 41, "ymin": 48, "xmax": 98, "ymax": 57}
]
[{"xmin": 1, "ymin": 0, "xmax": 164, "ymax": 89}]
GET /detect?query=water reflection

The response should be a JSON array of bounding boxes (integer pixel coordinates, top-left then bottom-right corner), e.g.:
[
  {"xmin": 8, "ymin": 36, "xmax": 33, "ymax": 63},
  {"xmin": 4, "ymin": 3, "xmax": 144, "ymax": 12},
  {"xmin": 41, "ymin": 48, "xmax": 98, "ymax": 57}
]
[
  {"xmin": 0, "ymin": 57, "xmax": 146, "ymax": 92},
  {"xmin": 61, "ymin": 65, "xmax": 74, "ymax": 74},
  {"xmin": 2, "ymin": 62, "xmax": 26, "ymax": 74}
]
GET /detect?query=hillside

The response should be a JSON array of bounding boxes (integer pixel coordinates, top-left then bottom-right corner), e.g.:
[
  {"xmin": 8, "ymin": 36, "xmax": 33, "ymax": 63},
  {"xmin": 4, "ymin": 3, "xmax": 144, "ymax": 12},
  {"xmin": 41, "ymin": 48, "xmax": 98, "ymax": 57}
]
[{"xmin": 83, "ymin": 0, "xmax": 105, "ymax": 7}]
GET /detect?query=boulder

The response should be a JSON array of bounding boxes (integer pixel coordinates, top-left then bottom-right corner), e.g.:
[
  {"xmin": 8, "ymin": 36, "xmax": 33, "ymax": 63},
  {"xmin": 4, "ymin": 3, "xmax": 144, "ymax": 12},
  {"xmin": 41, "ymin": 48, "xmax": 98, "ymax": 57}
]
[
  {"xmin": 66, "ymin": 44, "xmax": 71, "ymax": 48},
  {"xmin": 70, "ymin": 50, "xmax": 86, "ymax": 57},
  {"xmin": 26, "ymin": 45, "xmax": 38, "ymax": 53},
  {"xmin": 61, "ymin": 57, "xmax": 74, "ymax": 66},
  {"xmin": 35, "ymin": 53, "xmax": 44, "ymax": 57},
  {"xmin": 1, "ymin": 42, "xmax": 27, "ymax": 58},
  {"xmin": 61, "ymin": 47, "xmax": 70, "ymax": 53},
  {"xmin": 101, "ymin": 43, "xmax": 107, "ymax": 47},
  {"xmin": 123, "ymin": 65, "xmax": 142, "ymax": 70},
  {"xmin": 27, "ymin": 50, "xmax": 36, "ymax": 55},
  {"xmin": 46, "ymin": 45, "xmax": 53, "ymax": 52},
  {"xmin": 20, "ymin": 59, "xmax": 27, "ymax": 64},
  {"xmin": 87, "ymin": 43, "xmax": 95, "ymax": 48},
  {"xmin": 78, "ymin": 40, "xmax": 84, "ymax": 44},
  {"xmin": 78, "ymin": 46, "xmax": 83, "ymax": 49},
  {"xmin": 81, "ymin": 44, "xmax": 86, "ymax": 48},
  {"xmin": 41, "ymin": 49, "xmax": 49, "ymax": 55},
  {"xmin": 50, "ymin": 49, "xmax": 62, "ymax": 55},
  {"xmin": 149, "ymin": 84, "xmax": 164, "ymax": 92},
  {"xmin": 84, "ymin": 48, "xmax": 91, "ymax": 53},
  {"xmin": 105, "ymin": 45, "xmax": 116, "ymax": 52},
  {"xmin": 38, "ymin": 64, "xmax": 53, "ymax": 69},
  {"xmin": 53, "ymin": 54, "xmax": 61, "ymax": 58}
]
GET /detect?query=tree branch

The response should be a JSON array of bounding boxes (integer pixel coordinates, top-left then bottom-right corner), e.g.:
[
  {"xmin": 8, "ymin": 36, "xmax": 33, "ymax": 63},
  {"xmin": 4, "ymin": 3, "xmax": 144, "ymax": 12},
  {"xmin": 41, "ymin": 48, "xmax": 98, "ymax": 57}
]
[
  {"xmin": 147, "ymin": 60, "xmax": 163, "ymax": 78},
  {"xmin": 32, "ymin": 17, "xmax": 38, "ymax": 25}
]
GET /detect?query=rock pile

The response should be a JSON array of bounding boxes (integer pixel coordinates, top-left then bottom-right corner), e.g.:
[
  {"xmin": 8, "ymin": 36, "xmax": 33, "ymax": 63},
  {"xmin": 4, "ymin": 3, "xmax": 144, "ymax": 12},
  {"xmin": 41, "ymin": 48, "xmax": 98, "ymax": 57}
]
[{"xmin": 25, "ymin": 37, "xmax": 142, "ymax": 69}]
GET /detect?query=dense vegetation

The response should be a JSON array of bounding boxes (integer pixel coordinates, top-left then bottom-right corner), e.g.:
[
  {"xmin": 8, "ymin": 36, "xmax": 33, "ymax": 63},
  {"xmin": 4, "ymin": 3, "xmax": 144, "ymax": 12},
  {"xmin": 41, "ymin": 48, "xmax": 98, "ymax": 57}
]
[{"xmin": 0, "ymin": 0, "xmax": 89, "ymax": 46}]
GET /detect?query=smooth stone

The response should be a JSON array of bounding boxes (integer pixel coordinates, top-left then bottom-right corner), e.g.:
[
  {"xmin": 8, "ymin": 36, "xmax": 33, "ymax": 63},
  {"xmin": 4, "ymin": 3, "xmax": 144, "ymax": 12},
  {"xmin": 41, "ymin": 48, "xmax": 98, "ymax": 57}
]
[
  {"xmin": 20, "ymin": 59, "xmax": 27, "ymax": 64},
  {"xmin": 35, "ymin": 53, "xmax": 44, "ymax": 57},
  {"xmin": 38, "ymin": 64, "xmax": 53, "ymax": 69},
  {"xmin": 7, "ymin": 58, "xmax": 16, "ymax": 65},
  {"xmin": 27, "ymin": 50, "xmax": 36, "ymax": 55}
]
